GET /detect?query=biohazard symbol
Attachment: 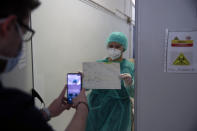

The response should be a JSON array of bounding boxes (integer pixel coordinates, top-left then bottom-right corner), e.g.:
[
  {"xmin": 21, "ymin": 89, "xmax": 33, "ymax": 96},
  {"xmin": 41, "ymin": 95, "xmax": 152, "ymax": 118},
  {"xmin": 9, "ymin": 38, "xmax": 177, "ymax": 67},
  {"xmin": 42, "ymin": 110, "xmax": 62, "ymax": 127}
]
[{"xmin": 173, "ymin": 53, "xmax": 190, "ymax": 65}]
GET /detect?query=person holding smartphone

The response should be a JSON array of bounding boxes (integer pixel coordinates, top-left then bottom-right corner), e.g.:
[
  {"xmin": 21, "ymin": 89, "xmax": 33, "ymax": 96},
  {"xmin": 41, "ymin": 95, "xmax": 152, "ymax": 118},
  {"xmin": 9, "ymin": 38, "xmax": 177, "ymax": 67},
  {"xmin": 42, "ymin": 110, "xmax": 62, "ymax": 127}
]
[
  {"xmin": 0, "ymin": 0, "xmax": 88, "ymax": 131},
  {"xmin": 86, "ymin": 32, "xmax": 135, "ymax": 131}
]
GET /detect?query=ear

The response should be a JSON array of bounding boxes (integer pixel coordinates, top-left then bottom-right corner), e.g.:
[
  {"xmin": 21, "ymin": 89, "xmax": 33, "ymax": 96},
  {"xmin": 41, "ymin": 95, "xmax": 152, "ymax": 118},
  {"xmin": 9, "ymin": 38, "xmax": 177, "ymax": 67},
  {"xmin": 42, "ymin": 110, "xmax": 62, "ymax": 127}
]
[{"xmin": 0, "ymin": 15, "xmax": 17, "ymax": 37}]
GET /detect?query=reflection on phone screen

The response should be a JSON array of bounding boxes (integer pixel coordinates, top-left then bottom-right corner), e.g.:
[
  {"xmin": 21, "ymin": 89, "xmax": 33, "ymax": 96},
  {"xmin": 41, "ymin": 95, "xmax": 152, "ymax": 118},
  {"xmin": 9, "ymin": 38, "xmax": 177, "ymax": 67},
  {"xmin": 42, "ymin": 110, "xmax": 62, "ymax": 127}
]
[{"xmin": 67, "ymin": 74, "xmax": 81, "ymax": 104}]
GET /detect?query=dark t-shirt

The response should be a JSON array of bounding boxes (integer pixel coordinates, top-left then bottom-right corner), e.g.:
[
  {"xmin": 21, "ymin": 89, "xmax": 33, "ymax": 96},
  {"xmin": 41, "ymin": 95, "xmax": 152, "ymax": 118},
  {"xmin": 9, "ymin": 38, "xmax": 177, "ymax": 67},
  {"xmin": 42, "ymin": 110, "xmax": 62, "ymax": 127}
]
[{"xmin": 0, "ymin": 83, "xmax": 53, "ymax": 131}]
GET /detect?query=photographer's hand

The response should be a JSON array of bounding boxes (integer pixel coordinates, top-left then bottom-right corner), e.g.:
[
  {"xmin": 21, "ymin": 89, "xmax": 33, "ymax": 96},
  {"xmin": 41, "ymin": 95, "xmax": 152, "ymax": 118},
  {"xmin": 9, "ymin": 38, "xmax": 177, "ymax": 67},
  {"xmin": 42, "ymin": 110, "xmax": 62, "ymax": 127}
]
[{"xmin": 48, "ymin": 85, "xmax": 72, "ymax": 118}]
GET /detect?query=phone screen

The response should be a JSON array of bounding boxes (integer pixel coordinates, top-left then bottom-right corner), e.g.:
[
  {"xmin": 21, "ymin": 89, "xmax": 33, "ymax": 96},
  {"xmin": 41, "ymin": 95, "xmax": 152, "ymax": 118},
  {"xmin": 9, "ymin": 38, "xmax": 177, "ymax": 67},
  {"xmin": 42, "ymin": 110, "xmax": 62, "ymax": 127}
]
[{"xmin": 67, "ymin": 73, "xmax": 82, "ymax": 104}]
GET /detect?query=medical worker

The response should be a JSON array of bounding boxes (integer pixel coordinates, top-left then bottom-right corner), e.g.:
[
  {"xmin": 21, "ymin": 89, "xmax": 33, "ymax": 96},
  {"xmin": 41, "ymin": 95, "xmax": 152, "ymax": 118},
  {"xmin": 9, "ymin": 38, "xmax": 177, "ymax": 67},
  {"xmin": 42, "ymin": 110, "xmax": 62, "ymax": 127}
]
[{"xmin": 86, "ymin": 32, "xmax": 135, "ymax": 131}]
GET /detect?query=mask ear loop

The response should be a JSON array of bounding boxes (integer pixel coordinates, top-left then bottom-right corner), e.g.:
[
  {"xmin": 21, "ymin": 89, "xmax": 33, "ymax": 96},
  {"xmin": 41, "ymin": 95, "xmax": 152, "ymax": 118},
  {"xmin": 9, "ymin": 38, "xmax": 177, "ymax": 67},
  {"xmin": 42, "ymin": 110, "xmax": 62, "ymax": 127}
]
[{"xmin": 15, "ymin": 23, "xmax": 24, "ymax": 40}]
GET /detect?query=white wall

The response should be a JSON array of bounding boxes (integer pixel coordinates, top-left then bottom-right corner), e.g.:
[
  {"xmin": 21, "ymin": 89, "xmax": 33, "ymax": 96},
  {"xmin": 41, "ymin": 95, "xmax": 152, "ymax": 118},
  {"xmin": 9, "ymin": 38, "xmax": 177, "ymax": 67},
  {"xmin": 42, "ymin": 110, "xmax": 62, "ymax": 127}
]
[
  {"xmin": 32, "ymin": 0, "xmax": 133, "ymax": 130},
  {"xmin": 135, "ymin": 0, "xmax": 197, "ymax": 131}
]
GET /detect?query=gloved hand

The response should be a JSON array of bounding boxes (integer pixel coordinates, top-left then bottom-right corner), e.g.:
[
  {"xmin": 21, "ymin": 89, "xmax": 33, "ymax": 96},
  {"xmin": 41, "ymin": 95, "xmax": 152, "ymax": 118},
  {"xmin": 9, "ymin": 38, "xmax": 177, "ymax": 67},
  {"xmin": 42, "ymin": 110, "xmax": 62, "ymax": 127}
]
[{"xmin": 120, "ymin": 73, "xmax": 133, "ymax": 87}]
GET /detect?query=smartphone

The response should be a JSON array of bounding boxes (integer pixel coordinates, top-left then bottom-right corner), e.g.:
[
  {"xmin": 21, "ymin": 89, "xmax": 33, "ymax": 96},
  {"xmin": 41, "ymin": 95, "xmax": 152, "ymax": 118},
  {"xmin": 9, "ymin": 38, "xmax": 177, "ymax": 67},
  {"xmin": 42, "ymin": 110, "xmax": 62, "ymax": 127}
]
[{"xmin": 67, "ymin": 73, "xmax": 82, "ymax": 104}]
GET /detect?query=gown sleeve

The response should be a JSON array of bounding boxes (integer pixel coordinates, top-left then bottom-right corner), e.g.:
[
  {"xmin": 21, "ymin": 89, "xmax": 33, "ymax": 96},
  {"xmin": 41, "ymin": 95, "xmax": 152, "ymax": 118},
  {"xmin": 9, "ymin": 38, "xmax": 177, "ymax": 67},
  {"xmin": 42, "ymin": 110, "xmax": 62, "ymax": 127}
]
[{"xmin": 121, "ymin": 59, "xmax": 135, "ymax": 98}]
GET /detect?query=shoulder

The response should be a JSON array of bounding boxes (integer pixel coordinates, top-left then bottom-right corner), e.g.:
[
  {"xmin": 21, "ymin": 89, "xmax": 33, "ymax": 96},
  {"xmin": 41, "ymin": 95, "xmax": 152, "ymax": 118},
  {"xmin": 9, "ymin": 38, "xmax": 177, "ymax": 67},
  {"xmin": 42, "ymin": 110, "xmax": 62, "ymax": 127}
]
[
  {"xmin": 122, "ymin": 59, "xmax": 134, "ymax": 70},
  {"xmin": 0, "ymin": 87, "xmax": 35, "ymax": 119},
  {"xmin": 0, "ymin": 87, "xmax": 33, "ymax": 105},
  {"xmin": 0, "ymin": 88, "xmax": 53, "ymax": 131}
]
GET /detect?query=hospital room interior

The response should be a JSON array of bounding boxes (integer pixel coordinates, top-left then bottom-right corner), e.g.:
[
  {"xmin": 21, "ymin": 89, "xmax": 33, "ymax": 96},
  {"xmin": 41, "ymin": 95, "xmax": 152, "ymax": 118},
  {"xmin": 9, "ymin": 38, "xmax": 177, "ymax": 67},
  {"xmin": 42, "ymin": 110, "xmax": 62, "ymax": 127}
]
[{"xmin": 2, "ymin": 0, "xmax": 197, "ymax": 131}]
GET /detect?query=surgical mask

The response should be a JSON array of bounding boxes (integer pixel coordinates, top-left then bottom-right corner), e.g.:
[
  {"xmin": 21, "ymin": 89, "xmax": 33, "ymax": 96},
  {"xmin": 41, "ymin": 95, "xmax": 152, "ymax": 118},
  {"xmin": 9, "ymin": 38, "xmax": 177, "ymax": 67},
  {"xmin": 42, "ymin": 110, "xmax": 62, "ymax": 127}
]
[
  {"xmin": 107, "ymin": 48, "xmax": 122, "ymax": 60},
  {"xmin": 0, "ymin": 50, "xmax": 22, "ymax": 73},
  {"xmin": 0, "ymin": 22, "xmax": 23, "ymax": 73}
]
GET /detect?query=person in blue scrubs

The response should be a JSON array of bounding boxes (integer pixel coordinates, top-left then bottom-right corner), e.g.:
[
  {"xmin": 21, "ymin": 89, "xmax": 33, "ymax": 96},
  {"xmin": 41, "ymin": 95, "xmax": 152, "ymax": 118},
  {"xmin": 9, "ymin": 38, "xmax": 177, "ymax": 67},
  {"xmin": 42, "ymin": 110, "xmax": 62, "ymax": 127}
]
[{"xmin": 86, "ymin": 32, "xmax": 135, "ymax": 131}]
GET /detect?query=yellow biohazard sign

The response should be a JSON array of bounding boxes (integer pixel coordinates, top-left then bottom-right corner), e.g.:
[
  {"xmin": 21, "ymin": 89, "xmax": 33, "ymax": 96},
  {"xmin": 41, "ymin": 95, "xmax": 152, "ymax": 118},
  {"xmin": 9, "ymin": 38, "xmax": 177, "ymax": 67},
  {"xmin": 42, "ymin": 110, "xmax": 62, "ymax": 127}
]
[{"xmin": 173, "ymin": 53, "xmax": 190, "ymax": 65}]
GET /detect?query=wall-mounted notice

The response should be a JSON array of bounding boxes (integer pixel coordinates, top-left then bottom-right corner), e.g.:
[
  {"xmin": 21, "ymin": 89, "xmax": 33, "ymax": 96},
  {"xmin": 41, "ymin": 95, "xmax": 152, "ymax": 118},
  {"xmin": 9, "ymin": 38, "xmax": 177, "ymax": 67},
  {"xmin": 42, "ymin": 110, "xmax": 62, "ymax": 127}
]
[{"xmin": 165, "ymin": 30, "xmax": 197, "ymax": 73}]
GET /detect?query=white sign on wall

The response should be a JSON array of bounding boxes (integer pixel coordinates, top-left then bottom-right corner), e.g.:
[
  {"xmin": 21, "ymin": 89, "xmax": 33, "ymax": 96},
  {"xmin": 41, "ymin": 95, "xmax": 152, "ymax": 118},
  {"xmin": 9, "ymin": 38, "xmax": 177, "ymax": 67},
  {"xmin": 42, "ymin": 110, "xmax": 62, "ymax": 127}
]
[{"xmin": 165, "ymin": 30, "xmax": 197, "ymax": 73}]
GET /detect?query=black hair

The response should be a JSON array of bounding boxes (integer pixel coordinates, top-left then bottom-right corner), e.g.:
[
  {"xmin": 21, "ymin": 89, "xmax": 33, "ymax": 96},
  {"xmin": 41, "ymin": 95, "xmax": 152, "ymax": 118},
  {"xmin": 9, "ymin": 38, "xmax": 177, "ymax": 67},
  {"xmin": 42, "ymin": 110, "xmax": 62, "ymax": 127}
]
[{"xmin": 0, "ymin": 0, "xmax": 41, "ymax": 20}]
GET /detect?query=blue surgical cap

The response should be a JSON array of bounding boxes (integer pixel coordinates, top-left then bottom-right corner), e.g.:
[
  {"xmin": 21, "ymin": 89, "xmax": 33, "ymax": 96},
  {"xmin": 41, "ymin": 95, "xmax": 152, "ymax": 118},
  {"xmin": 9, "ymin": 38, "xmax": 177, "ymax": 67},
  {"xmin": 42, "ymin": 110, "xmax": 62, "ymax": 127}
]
[{"xmin": 106, "ymin": 32, "xmax": 128, "ymax": 52}]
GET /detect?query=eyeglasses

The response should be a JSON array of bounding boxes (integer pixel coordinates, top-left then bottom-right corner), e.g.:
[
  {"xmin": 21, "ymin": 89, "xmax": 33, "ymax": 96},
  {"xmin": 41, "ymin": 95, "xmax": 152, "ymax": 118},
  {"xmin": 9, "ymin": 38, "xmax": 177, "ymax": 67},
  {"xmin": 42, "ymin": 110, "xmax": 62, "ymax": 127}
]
[
  {"xmin": 17, "ymin": 20, "xmax": 35, "ymax": 42},
  {"xmin": 0, "ymin": 18, "xmax": 35, "ymax": 42}
]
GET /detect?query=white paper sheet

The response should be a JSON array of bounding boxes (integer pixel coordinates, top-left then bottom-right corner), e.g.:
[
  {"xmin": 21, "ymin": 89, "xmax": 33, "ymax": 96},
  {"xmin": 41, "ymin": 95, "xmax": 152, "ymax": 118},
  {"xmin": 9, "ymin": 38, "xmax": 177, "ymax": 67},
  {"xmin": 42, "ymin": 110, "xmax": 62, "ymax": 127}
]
[{"xmin": 83, "ymin": 62, "xmax": 121, "ymax": 89}]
